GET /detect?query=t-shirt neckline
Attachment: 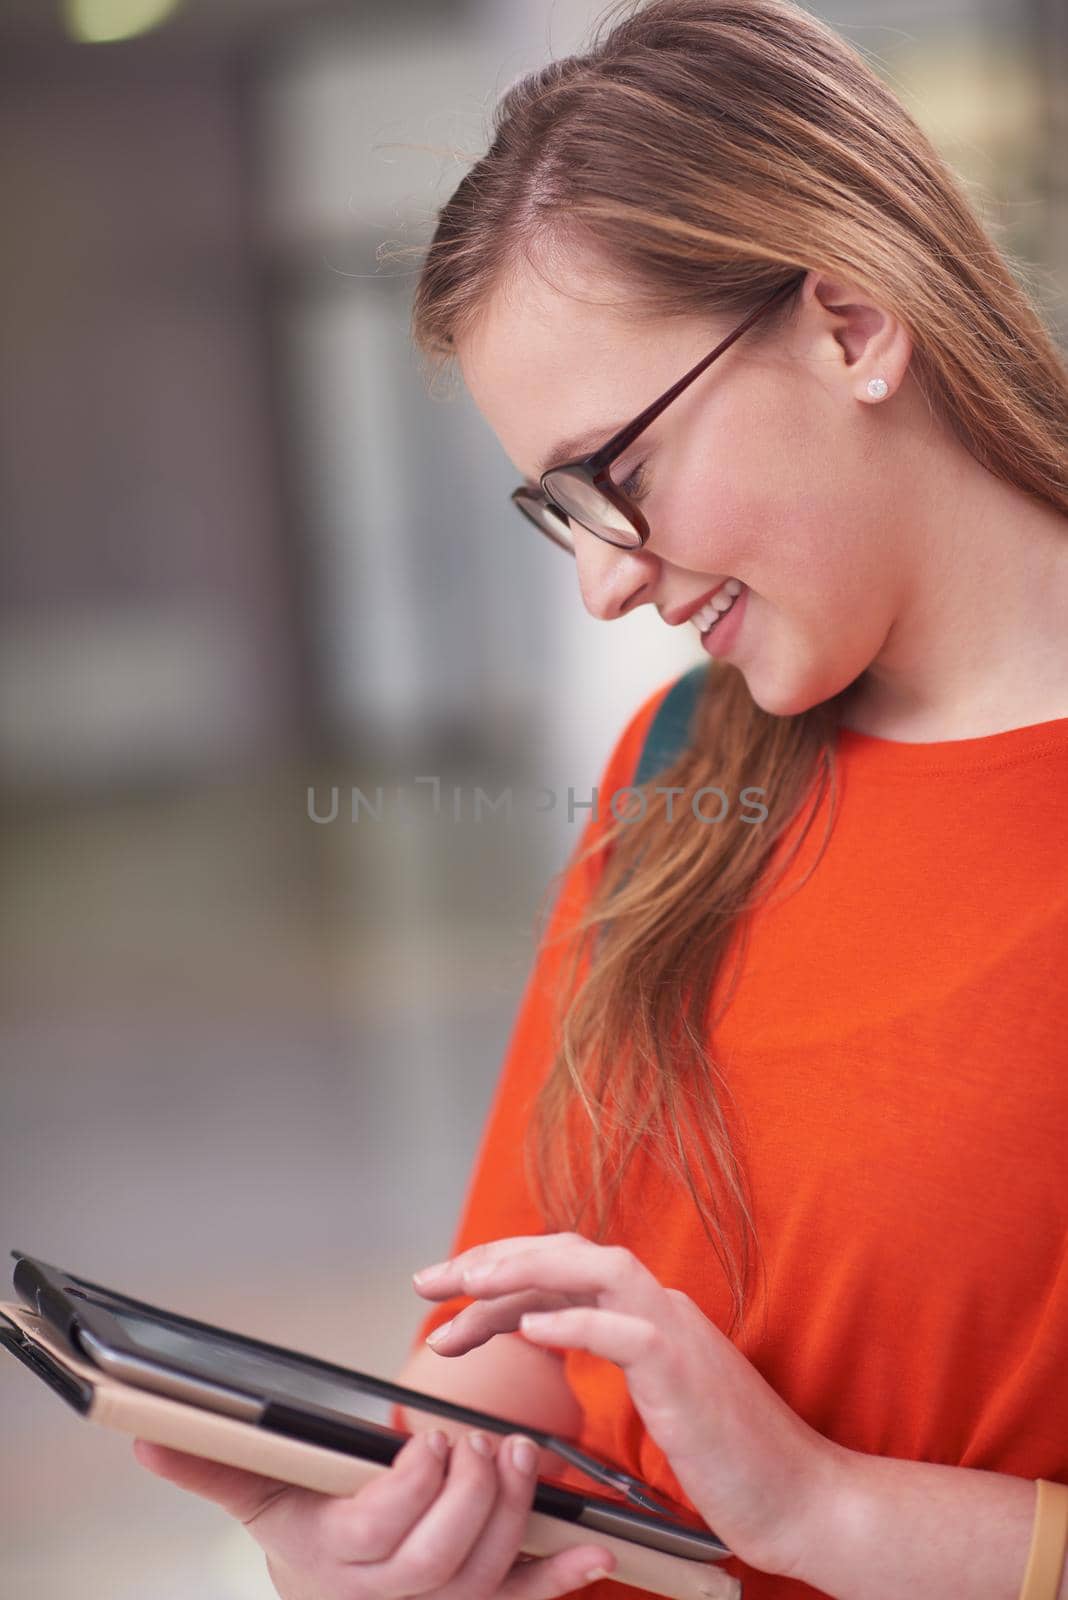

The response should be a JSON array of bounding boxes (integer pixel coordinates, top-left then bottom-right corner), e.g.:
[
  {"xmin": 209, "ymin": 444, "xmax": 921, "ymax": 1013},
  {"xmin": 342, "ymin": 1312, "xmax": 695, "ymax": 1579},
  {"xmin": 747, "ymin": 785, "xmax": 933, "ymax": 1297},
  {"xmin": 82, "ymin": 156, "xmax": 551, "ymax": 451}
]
[{"xmin": 834, "ymin": 712, "xmax": 1068, "ymax": 774}]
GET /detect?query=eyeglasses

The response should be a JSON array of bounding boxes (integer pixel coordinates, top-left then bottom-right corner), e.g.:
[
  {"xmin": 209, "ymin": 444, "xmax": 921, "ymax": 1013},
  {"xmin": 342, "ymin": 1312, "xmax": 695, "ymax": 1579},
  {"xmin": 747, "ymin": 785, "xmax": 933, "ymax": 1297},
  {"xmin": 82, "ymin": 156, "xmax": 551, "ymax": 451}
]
[{"xmin": 510, "ymin": 270, "xmax": 807, "ymax": 555}]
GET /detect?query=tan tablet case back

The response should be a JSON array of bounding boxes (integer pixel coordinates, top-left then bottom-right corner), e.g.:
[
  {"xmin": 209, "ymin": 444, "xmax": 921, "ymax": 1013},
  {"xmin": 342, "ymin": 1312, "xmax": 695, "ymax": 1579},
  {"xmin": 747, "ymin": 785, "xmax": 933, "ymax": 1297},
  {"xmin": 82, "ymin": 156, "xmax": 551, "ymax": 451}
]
[{"xmin": 0, "ymin": 1302, "xmax": 740, "ymax": 1600}]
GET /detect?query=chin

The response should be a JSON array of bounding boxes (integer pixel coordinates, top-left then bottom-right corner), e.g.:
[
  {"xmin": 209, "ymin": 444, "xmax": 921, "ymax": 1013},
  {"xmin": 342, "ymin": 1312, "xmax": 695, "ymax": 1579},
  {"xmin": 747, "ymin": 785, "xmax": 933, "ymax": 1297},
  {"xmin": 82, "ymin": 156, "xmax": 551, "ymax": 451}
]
[
  {"xmin": 738, "ymin": 670, "xmax": 811, "ymax": 718},
  {"xmin": 742, "ymin": 665, "xmax": 852, "ymax": 720}
]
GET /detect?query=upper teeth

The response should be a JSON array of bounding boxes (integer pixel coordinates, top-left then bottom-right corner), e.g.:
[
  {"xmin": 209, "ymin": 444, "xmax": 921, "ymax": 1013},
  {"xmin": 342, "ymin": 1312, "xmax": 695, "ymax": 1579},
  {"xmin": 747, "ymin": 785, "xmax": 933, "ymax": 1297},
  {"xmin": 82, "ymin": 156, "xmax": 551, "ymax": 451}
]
[{"xmin": 691, "ymin": 579, "xmax": 743, "ymax": 633}]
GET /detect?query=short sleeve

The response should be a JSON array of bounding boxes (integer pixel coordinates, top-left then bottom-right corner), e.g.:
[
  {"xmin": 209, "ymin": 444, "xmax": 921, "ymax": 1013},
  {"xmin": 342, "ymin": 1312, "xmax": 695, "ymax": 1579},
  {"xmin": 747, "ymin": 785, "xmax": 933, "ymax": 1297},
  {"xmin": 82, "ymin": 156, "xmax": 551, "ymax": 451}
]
[{"xmin": 394, "ymin": 677, "xmax": 677, "ymax": 1401}]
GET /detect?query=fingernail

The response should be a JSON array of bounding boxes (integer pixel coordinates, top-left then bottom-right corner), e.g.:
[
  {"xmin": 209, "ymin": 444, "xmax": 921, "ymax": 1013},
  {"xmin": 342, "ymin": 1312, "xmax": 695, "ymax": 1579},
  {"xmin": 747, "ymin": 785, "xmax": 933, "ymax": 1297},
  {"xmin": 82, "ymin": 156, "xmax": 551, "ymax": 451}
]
[
  {"xmin": 413, "ymin": 1261, "xmax": 449, "ymax": 1286},
  {"xmin": 426, "ymin": 1319, "xmax": 453, "ymax": 1346},
  {"xmin": 584, "ymin": 1566, "xmax": 612, "ymax": 1583},
  {"xmin": 425, "ymin": 1430, "xmax": 449, "ymax": 1460},
  {"xmin": 467, "ymin": 1431, "xmax": 493, "ymax": 1456},
  {"xmin": 511, "ymin": 1437, "xmax": 537, "ymax": 1474}
]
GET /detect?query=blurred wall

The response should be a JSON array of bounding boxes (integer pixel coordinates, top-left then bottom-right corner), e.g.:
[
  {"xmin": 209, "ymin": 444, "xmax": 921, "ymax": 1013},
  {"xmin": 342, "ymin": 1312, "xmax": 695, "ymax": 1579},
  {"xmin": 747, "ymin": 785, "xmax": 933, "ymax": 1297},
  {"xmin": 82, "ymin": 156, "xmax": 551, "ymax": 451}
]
[
  {"xmin": 0, "ymin": 50, "xmax": 303, "ymax": 788},
  {"xmin": 252, "ymin": 0, "xmax": 698, "ymax": 789}
]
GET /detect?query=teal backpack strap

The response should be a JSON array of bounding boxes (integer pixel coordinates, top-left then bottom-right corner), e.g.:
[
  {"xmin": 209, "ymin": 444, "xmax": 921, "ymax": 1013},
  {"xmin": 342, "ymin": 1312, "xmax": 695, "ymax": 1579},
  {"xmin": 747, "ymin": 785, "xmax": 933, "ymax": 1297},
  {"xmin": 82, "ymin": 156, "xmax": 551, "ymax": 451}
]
[
  {"xmin": 632, "ymin": 663, "xmax": 709, "ymax": 788},
  {"xmin": 590, "ymin": 664, "xmax": 709, "ymax": 957}
]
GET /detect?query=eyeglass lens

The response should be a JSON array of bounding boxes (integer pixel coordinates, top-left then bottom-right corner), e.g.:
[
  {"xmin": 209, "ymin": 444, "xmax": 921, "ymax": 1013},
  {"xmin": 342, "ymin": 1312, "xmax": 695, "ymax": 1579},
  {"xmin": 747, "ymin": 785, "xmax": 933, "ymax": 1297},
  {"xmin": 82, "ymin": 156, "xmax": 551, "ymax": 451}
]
[
  {"xmin": 515, "ymin": 492, "xmax": 576, "ymax": 553},
  {"xmin": 540, "ymin": 465, "xmax": 642, "ymax": 549}
]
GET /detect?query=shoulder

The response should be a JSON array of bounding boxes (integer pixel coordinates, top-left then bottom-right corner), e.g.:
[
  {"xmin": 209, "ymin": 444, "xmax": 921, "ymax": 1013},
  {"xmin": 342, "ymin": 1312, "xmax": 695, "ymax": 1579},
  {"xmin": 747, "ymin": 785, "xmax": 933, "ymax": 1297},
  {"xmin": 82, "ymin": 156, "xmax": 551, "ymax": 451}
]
[{"xmin": 542, "ymin": 665, "xmax": 713, "ymax": 934}]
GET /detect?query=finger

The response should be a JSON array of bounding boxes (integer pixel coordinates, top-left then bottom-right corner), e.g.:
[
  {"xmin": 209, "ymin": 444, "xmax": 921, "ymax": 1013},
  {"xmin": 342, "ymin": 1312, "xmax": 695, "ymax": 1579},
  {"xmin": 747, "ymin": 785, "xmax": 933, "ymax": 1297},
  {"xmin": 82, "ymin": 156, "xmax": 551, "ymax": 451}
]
[
  {"xmin": 131, "ymin": 1438, "xmax": 301, "ymax": 1525},
  {"xmin": 412, "ymin": 1237, "xmax": 556, "ymax": 1299},
  {"xmin": 367, "ymin": 1429, "xmax": 503, "ymax": 1596},
  {"xmin": 451, "ymin": 1239, "xmax": 660, "ymax": 1320},
  {"xmin": 450, "ymin": 1434, "xmax": 616, "ymax": 1600},
  {"xmin": 424, "ymin": 1289, "xmax": 573, "ymax": 1355},
  {"xmin": 443, "ymin": 1433, "xmax": 541, "ymax": 1593},
  {"xmin": 517, "ymin": 1307, "xmax": 712, "ymax": 1462},
  {"xmin": 243, "ymin": 1430, "xmax": 453, "ymax": 1580},
  {"xmin": 310, "ymin": 1430, "xmax": 453, "ymax": 1565},
  {"xmin": 518, "ymin": 1306, "xmax": 662, "ymax": 1369},
  {"xmin": 499, "ymin": 1536, "xmax": 617, "ymax": 1600}
]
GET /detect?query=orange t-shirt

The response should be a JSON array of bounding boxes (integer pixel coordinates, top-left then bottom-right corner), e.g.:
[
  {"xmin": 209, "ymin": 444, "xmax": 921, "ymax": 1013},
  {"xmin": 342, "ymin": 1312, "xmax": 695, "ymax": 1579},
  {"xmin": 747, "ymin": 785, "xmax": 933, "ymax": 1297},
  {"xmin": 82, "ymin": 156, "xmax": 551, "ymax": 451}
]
[{"xmin": 403, "ymin": 669, "xmax": 1068, "ymax": 1600}]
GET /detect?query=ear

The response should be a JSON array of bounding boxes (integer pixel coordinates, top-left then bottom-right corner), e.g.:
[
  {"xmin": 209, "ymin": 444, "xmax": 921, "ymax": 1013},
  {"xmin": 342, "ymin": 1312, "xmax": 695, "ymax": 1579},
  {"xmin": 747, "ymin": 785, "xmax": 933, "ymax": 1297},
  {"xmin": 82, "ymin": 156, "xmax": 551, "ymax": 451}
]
[{"xmin": 798, "ymin": 269, "xmax": 912, "ymax": 402}]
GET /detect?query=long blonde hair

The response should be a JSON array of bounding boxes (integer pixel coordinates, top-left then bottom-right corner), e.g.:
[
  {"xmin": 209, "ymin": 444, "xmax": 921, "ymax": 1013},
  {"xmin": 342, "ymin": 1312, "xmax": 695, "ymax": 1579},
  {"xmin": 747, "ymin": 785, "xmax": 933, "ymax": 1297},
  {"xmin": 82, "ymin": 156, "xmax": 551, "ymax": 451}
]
[{"xmin": 399, "ymin": 0, "xmax": 1068, "ymax": 1339}]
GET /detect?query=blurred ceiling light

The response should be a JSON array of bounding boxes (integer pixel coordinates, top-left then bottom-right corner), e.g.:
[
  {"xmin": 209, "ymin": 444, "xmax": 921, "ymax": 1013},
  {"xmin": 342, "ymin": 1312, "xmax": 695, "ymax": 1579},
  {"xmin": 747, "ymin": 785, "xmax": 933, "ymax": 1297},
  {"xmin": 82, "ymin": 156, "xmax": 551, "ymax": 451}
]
[{"xmin": 62, "ymin": 0, "xmax": 184, "ymax": 44}]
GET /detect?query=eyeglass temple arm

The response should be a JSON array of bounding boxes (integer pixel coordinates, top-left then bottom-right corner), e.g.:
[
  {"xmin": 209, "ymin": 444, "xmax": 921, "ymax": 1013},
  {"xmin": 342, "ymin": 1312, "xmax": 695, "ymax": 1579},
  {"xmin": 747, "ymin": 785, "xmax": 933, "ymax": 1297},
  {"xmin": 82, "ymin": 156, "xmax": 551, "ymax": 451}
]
[{"xmin": 587, "ymin": 270, "xmax": 807, "ymax": 470}]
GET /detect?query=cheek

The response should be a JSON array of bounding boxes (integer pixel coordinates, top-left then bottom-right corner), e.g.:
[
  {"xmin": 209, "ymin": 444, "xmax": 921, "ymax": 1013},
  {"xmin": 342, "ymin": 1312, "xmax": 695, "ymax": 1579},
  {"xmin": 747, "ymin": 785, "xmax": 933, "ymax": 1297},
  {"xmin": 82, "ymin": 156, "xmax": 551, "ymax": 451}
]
[
  {"xmin": 664, "ymin": 393, "xmax": 811, "ymax": 572},
  {"xmin": 704, "ymin": 471, "xmax": 873, "ymax": 597},
  {"xmin": 666, "ymin": 459, "xmax": 799, "ymax": 583},
  {"xmin": 666, "ymin": 493, "xmax": 755, "ymax": 572},
  {"xmin": 662, "ymin": 384, "xmax": 878, "ymax": 599}
]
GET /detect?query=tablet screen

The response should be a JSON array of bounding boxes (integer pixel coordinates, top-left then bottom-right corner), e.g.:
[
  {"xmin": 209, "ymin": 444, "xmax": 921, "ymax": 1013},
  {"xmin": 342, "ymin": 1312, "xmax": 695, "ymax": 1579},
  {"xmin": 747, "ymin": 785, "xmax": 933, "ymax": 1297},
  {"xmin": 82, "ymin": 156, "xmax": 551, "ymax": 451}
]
[{"xmin": 97, "ymin": 1304, "xmax": 396, "ymax": 1424}]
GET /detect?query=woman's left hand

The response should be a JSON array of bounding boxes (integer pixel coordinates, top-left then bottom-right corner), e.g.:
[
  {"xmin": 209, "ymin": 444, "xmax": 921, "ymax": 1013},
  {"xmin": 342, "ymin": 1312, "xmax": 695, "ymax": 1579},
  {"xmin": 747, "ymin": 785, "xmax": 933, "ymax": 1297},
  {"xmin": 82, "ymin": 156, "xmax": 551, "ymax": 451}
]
[{"xmin": 411, "ymin": 1232, "xmax": 850, "ymax": 1580}]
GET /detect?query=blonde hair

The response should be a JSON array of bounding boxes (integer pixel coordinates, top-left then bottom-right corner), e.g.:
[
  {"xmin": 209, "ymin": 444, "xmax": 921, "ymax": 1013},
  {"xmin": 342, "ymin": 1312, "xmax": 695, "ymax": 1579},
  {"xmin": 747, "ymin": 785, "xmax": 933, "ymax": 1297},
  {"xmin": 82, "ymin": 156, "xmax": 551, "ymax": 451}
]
[{"xmin": 400, "ymin": 0, "xmax": 1068, "ymax": 1339}]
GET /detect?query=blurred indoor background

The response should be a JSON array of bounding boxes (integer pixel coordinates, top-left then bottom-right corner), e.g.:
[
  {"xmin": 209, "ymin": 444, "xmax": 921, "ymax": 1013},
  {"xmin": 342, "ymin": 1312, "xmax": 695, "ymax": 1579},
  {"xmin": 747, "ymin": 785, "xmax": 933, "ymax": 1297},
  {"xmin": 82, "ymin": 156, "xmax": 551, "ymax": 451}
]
[{"xmin": 0, "ymin": 0, "xmax": 1064, "ymax": 1594}]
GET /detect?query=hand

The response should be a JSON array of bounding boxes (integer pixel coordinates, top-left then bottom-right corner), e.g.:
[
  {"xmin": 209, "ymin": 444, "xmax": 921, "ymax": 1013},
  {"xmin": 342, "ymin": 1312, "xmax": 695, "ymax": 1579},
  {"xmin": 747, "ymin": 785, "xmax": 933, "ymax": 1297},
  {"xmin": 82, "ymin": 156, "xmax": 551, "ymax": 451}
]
[
  {"xmin": 131, "ymin": 1427, "xmax": 617, "ymax": 1600},
  {"xmin": 412, "ymin": 1233, "xmax": 850, "ymax": 1580}
]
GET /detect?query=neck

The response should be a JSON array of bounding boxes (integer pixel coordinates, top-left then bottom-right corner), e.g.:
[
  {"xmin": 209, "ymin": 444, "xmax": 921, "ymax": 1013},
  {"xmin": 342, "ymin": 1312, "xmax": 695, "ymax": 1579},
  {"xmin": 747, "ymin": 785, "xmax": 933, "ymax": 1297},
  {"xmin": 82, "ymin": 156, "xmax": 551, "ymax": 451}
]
[{"xmin": 838, "ymin": 430, "xmax": 1068, "ymax": 743}]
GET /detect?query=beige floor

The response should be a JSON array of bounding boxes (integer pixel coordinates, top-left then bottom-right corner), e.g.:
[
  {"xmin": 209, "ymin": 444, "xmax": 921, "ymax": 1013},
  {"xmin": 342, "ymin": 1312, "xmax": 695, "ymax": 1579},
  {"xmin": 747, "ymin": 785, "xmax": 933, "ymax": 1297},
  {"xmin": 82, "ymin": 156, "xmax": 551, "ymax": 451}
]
[{"xmin": 1, "ymin": 758, "xmax": 563, "ymax": 1598}]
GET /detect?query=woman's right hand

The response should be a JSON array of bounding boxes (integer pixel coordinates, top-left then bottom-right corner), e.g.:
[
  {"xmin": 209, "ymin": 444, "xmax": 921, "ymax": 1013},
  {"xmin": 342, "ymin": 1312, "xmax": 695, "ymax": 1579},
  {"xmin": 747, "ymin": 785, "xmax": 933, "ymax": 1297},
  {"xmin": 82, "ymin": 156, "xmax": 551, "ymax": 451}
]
[{"xmin": 131, "ymin": 1428, "xmax": 617, "ymax": 1600}]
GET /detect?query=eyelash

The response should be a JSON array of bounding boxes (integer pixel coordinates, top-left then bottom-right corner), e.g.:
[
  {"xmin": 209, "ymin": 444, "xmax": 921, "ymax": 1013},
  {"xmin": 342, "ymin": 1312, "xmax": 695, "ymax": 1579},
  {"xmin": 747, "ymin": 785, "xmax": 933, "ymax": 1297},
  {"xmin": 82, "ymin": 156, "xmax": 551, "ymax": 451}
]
[{"xmin": 615, "ymin": 460, "xmax": 649, "ymax": 503}]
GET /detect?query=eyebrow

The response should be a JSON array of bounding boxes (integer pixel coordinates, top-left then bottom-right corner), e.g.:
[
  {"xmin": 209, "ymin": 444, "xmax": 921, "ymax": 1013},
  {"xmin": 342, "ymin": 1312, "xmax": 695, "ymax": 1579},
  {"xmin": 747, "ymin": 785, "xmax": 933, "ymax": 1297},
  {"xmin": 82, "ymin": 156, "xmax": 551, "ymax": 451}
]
[{"xmin": 534, "ymin": 419, "xmax": 630, "ymax": 478}]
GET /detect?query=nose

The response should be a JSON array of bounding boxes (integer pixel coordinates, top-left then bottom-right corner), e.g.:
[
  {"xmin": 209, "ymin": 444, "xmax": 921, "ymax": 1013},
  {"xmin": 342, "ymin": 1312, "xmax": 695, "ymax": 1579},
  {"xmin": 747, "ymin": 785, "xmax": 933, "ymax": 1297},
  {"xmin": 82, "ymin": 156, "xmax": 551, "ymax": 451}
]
[{"xmin": 572, "ymin": 525, "xmax": 657, "ymax": 621}]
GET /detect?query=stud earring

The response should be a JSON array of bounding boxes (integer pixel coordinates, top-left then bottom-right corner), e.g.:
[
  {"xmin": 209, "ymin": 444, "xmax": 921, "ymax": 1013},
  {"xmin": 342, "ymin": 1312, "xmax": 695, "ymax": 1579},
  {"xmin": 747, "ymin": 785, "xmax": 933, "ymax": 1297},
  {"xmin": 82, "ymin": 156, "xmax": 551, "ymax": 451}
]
[{"xmin": 866, "ymin": 377, "xmax": 889, "ymax": 400}]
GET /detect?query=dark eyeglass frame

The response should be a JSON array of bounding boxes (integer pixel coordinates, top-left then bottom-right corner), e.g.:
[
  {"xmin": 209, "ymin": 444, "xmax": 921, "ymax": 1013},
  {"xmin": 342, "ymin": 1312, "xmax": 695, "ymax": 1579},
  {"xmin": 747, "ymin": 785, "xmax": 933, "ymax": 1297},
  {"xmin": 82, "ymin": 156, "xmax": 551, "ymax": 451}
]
[{"xmin": 511, "ymin": 269, "xmax": 807, "ymax": 553}]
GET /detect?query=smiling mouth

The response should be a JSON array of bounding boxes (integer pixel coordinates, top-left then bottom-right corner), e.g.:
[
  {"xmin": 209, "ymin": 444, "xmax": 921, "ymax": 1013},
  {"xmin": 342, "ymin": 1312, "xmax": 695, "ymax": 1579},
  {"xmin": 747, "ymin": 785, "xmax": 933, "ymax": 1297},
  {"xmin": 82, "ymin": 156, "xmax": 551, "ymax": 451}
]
[{"xmin": 691, "ymin": 579, "xmax": 744, "ymax": 633}]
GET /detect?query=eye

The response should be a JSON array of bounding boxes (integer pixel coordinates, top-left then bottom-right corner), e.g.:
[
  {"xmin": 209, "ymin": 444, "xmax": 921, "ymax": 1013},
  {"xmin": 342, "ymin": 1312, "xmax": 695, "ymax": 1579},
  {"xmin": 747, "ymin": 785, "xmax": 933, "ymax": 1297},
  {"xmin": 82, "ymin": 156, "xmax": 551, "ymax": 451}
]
[{"xmin": 614, "ymin": 460, "xmax": 649, "ymax": 503}]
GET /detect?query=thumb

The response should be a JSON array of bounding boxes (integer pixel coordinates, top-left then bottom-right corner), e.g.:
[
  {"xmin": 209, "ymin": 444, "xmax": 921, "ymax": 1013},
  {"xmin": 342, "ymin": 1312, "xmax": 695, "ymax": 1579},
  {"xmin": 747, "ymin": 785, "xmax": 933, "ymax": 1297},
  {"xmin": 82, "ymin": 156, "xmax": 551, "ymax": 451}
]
[{"xmin": 132, "ymin": 1438, "xmax": 297, "ymax": 1524}]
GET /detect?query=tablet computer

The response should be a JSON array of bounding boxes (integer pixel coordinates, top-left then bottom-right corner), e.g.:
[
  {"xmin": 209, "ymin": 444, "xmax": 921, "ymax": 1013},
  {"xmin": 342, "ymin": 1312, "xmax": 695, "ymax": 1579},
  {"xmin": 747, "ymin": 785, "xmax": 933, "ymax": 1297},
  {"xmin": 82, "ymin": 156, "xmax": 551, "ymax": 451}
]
[{"xmin": 1, "ymin": 1251, "xmax": 741, "ymax": 1600}]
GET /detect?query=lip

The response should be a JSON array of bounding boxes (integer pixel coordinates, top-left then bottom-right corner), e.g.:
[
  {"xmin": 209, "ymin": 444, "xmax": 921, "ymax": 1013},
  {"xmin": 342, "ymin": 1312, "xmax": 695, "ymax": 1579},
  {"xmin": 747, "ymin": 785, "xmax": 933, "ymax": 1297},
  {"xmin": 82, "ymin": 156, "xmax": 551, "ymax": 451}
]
[{"xmin": 661, "ymin": 581, "xmax": 732, "ymax": 628}]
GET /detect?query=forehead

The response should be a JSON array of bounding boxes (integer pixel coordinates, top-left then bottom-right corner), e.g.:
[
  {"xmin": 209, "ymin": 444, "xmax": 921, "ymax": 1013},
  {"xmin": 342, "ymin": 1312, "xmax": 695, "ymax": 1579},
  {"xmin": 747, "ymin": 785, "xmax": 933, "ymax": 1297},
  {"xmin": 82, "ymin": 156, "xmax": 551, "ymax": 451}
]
[{"xmin": 456, "ymin": 251, "xmax": 705, "ymax": 480}]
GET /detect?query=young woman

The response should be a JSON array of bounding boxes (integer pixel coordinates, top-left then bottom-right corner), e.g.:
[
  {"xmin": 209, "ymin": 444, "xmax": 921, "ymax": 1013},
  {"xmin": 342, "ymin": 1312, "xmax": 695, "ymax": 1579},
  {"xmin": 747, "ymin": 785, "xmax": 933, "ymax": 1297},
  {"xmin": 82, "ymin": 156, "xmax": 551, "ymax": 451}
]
[{"xmin": 134, "ymin": 1, "xmax": 1068, "ymax": 1597}]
